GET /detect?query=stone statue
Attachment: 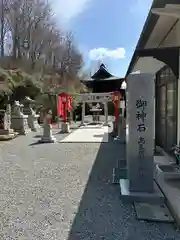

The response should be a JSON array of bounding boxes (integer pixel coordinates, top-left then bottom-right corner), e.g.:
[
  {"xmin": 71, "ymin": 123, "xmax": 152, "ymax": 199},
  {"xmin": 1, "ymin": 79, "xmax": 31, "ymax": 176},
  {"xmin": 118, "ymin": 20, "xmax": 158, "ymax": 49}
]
[
  {"xmin": 11, "ymin": 101, "xmax": 30, "ymax": 135},
  {"xmin": 22, "ymin": 96, "xmax": 40, "ymax": 132}
]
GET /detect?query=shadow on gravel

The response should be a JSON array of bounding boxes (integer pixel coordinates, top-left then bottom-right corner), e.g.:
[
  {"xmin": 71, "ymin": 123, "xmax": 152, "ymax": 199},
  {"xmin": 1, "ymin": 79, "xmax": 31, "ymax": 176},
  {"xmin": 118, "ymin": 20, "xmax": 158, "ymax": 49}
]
[
  {"xmin": 67, "ymin": 132, "xmax": 180, "ymax": 240},
  {"xmin": 29, "ymin": 141, "xmax": 50, "ymax": 146},
  {"xmin": 54, "ymin": 131, "xmax": 66, "ymax": 135},
  {"xmin": 70, "ymin": 125, "xmax": 81, "ymax": 130},
  {"xmin": 67, "ymin": 134, "xmax": 127, "ymax": 240}
]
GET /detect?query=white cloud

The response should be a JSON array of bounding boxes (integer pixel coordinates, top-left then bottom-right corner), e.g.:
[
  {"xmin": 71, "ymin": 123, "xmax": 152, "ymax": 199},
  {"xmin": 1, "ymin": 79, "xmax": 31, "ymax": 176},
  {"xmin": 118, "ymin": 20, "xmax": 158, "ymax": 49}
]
[
  {"xmin": 89, "ymin": 47, "xmax": 126, "ymax": 60},
  {"xmin": 51, "ymin": 0, "xmax": 92, "ymax": 24}
]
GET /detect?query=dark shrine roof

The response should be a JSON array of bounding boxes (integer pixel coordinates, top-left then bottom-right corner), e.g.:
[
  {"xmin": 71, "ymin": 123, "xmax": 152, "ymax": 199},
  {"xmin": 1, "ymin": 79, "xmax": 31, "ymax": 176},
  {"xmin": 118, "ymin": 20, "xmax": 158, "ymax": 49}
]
[
  {"xmin": 91, "ymin": 63, "xmax": 114, "ymax": 80},
  {"xmin": 81, "ymin": 64, "xmax": 125, "ymax": 92}
]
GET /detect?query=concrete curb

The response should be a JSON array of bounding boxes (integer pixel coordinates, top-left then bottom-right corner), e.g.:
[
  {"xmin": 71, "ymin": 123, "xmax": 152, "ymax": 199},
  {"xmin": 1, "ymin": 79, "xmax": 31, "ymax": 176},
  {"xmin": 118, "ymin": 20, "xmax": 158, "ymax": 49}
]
[
  {"xmin": 155, "ymin": 175, "xmax": 180, "ymax": 228},
  {"xmin": 155, "ymin": 146, "xmax": 175, "ymax": 164}
]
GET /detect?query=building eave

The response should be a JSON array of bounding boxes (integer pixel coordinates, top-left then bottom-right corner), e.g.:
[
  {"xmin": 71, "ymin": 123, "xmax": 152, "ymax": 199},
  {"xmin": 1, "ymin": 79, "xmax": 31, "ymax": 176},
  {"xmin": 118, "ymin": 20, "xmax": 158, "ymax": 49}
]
[
  {"xmin": 81, "ymin": 77, "xmax": 124, "ymax": 82},
  {"xmin": 125, "ymin": 0, "xmax": 180, "ymax": 79}
]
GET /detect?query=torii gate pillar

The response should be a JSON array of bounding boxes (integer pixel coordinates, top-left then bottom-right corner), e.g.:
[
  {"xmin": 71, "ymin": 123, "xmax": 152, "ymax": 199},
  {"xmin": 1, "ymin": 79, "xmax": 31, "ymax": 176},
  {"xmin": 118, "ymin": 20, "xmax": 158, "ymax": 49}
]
[{"xmin": 104, "ymin": 101, "xmax": 108, "ymax": 126}]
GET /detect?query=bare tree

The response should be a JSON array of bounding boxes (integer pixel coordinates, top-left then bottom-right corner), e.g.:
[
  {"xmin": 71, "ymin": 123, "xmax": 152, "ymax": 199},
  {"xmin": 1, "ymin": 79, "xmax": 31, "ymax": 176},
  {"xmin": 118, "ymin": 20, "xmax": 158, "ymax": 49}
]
[
  {"xmin": 0, "ymin": 0, "xmax": 84, "ymax": 89},
  {"xmin": 0, "ymin": 0, "xmax": 11, "ymax": 56}
]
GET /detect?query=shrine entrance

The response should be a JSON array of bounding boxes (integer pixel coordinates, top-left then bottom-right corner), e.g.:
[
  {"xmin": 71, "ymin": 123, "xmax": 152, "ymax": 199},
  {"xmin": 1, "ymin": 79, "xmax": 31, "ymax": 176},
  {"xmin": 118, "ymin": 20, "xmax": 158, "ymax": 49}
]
[
  {"xmin": 76, "ymin": 91, "xmax": 120, "ymax": 126},
  {"xmin": 56, "ymin": 91, "xmax": 120, "ymax": 132}
]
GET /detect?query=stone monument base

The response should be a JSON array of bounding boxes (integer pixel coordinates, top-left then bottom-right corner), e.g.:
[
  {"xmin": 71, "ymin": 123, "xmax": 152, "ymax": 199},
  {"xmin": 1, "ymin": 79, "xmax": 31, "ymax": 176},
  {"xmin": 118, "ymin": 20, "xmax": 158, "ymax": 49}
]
[
  {"xmin": 39, "ymin": 135, "xmax": 56, "ymax": 143},
  {"xmin": 120, "ymin": 179, "xmax": 164, "ymax": 204},
  {"xmin": 61, "ymin": 122, "xmax": 70, "ymax": 133}
]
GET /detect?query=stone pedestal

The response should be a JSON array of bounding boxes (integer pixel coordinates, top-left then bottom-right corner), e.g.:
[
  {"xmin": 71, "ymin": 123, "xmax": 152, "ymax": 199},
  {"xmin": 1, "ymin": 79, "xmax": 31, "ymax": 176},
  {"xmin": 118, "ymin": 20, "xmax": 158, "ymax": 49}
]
[
  {"xmin": 39, "ymin": 122, "xmax": 56, "ymax": 143},
  {"xmin": 120, "ymin": 179, "xmax": 164, "ymax": 204},
  {"xmin": 61, "ymin": 122, "xmax": 70, "ymax": 133},
  {"xmin": 11, "ymin": 114, "xmax": 30, "ymax": 135}
]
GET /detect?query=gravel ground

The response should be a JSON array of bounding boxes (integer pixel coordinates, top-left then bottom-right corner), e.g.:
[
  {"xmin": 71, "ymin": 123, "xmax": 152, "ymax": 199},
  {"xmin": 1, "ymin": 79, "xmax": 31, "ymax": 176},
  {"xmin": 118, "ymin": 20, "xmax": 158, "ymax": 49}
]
[{"xmin": 0, "ymin": 124, "xmax": 179, "ymax": 239}]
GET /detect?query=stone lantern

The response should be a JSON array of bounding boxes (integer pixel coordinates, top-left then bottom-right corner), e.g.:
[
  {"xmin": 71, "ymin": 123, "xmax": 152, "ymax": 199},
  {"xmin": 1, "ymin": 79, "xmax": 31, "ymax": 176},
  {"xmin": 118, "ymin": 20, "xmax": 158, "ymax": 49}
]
[{"xmin": 22, "ymin": 96, "xmax": 40, "ymax": 131}]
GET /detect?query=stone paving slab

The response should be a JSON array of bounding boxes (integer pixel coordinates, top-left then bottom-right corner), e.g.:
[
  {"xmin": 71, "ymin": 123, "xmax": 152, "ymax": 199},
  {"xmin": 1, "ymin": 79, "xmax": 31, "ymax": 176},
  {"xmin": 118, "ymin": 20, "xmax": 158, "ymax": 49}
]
[
  {"xmin": 61, "ymin": 125, "xmax": 109, "ymax": 143},
  {"xmin": 134, "ymin": 202, "xmax": 174, "ymax": 223}
]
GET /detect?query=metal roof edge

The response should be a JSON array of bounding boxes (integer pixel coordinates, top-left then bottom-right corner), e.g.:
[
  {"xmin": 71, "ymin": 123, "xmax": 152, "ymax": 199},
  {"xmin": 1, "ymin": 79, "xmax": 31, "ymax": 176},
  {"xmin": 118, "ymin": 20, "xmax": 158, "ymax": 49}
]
[{"xmin": 124, "ymin": 0, "xmax": 172, "ymax": 79}]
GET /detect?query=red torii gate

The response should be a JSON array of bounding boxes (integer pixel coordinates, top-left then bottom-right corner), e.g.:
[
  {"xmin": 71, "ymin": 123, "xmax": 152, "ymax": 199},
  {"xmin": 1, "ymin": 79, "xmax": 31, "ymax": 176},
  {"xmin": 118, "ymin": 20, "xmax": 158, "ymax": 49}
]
[
  {"xmin": 57, "ymin": 91, "xmax": 121, "ymax": 123},
  {"xmin": 57, "ymin": 92, "xmax": 72, "ymax": 122}
]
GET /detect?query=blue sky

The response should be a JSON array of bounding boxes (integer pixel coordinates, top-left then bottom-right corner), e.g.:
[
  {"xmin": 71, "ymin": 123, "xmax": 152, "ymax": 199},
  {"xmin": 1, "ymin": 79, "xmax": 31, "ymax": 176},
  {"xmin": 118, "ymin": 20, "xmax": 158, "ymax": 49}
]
[{"xmin": 52, "ymin": 0, "xmax": 153, "ymax": 77}]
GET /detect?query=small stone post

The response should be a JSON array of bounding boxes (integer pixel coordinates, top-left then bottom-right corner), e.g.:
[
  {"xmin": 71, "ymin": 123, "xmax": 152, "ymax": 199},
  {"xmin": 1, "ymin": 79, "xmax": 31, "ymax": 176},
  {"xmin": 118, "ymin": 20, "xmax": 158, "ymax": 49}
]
[{"xmin": 81, "ymin": 101, "xmax": 85, "ymax": 125}]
